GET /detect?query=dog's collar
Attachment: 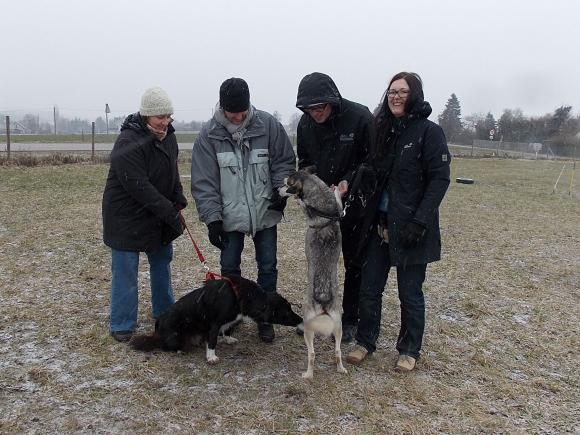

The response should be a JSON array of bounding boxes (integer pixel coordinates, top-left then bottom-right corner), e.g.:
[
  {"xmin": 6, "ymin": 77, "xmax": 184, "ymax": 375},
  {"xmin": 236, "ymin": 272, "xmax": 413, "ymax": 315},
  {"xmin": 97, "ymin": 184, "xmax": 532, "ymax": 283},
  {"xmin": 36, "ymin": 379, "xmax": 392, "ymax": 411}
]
[
  {"xmin": 224, "ymin": 277, "xmax": 241, "ymax": 299},
  {"xmin": 206, "ymin": 272, "xmax": 242, "ymax": 299}
]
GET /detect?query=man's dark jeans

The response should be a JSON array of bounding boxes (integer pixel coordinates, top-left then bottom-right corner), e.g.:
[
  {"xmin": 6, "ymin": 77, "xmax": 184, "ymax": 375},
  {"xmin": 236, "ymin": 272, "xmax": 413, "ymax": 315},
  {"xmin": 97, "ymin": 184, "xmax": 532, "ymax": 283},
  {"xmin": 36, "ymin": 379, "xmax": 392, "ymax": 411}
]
[
  {"xmin": 220, "ymin": 225, "xmax": 278, "ymax": 293},
  {"xmin": 355, "ymin": 229, "xmax": 427, "ymax": 358}
]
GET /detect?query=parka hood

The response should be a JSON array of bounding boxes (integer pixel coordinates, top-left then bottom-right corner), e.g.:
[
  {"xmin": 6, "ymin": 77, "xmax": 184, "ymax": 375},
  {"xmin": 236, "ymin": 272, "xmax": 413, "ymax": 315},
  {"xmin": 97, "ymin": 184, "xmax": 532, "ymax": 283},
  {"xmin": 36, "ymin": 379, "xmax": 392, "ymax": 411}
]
[{"xmin": 296, "ymin": 72, "xmax": 342, "ymax": 111}]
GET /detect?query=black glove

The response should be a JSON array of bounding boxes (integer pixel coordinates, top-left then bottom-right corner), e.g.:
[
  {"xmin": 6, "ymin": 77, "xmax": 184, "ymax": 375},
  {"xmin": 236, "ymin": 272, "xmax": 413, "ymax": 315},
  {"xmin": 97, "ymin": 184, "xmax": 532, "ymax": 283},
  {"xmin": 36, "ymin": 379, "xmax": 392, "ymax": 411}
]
[
  {"xmin": 207, "ymin": 220, "xmax": 228, "ymax": 250},
  {"xmin": 173, "ymin": 200, "xmax": 187, "ymax": 211},
  {"xmin": 267, "ymin": 189, "xmax": 288, "ymax": 212},
  {"xmin": 399, "ymin": 219, "xmax": 427, "ymax": 248}
]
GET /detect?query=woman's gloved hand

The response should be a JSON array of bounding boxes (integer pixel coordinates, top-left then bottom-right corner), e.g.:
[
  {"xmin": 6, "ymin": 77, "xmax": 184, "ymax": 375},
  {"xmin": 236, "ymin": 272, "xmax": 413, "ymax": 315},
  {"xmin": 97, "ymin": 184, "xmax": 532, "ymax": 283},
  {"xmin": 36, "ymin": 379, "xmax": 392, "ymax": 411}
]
[{"xmin": 399, "ymin": 219, "xmax": 427, "ymax": 248}]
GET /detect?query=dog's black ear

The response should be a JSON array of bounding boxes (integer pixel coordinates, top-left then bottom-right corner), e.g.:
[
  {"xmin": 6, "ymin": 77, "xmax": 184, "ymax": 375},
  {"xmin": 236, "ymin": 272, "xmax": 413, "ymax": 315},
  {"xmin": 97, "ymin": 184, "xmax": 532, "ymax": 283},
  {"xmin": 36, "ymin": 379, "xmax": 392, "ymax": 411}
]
[
  {"xmin": 285, "ymin": 185, "xmax": 299, "ymax": 195},
  {"xmin": 302, "ymin": 165, "xmax": 317, "ymax": 175}
]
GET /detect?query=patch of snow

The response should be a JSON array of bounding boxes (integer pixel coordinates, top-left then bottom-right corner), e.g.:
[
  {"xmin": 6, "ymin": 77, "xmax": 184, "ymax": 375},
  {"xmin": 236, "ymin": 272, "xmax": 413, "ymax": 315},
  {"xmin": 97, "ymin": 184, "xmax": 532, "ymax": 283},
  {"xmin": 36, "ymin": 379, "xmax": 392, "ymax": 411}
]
[
  {"xmin": 393, "ymin": 402, "xmax": 416, "ymax": 416},
  {"xmin": 508, "ymin": 370, "xmax": 528, "ymax": 381}
]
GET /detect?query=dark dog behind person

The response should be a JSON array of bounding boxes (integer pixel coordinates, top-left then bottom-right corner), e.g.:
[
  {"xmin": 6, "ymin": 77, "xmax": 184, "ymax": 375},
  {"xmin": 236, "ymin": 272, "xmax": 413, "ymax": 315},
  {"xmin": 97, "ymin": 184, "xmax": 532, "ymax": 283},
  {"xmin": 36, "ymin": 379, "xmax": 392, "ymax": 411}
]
[
  {"xmin": 347, "ymin": 72, "xmax": 451, "ymax": 371},
  {"xmin": 102, "ymin": 87, "xmax": 187, "ymax": 343},
  {"xmin": 295, "ymin": 72, "xmax": 375, "ymax": 342}
]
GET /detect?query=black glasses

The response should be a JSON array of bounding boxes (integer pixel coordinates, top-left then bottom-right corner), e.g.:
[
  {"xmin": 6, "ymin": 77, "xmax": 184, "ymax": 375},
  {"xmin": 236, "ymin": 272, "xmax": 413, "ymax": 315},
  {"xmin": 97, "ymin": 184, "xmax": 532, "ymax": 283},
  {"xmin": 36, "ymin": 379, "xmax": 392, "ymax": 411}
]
[
  {"xmin": 304, "ymin": 104, "xmax": 328, "ymax": 114},
  {"xmin": 386, "ymin": 89, "xmax": 410, "ymax": 98}
]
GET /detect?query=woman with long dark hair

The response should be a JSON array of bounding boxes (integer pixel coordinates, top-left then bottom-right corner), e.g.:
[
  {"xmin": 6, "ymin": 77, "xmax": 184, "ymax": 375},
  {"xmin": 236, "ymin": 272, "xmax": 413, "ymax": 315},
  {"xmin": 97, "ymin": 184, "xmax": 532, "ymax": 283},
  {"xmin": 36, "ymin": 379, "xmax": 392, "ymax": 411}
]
[{"xmin": 346, "ymin": 72, "xmax": 451, "ymax": 371}]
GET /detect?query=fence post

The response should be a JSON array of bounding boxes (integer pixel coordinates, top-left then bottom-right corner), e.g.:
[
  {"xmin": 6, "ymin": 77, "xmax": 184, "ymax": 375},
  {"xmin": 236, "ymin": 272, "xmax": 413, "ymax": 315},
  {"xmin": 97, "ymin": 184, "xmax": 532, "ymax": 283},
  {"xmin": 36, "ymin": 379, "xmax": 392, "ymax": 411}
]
[
  {"xmin": 91, "ymin": 122, "xmax": 95, "ymax": 161},
  {"xmin": 5, "ymin": 116, "xmax": 10, "ymax": 161}
]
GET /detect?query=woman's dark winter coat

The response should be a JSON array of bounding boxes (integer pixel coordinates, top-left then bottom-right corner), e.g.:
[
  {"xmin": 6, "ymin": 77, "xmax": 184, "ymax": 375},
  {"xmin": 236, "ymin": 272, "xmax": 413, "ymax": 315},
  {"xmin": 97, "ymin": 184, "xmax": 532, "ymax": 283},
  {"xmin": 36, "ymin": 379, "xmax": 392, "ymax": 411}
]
[
  {"xmin": 360, "ymin": 101, "xmax": 451, "ymax": 266},
  {"xmin": 102, "ymin": 113, "xmax": 187, "ymax": 252}
]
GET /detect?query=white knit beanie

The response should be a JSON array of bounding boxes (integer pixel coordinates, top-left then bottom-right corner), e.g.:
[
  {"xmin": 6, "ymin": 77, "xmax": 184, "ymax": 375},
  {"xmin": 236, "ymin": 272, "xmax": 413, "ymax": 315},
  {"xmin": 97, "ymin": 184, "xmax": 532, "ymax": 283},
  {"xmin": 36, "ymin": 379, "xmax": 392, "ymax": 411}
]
[{"xmin": 139, "ymin": 87, "xmax": 174, "ymax": 116}]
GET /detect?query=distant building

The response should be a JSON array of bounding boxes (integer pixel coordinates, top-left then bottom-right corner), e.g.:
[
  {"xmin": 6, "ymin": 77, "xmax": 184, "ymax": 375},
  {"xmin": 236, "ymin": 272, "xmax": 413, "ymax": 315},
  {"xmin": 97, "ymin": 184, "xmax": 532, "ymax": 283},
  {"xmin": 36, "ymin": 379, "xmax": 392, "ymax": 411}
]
[{"xmin": 0, "ymin": 119, "xmax": 28, "ymax": 134}]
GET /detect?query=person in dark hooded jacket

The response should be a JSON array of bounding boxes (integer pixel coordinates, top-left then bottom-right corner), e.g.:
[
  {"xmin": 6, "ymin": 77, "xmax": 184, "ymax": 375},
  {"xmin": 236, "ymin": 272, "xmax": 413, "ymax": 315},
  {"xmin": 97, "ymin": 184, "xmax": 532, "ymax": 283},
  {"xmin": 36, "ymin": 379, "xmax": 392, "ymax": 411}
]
[
  {"xmin": 102, "ymin": 87, "xmax": 187, "ymax": 342},
  {"xmin": 295, "ymin": 72, "xmax": 375, "ymax": 342},
  {"xmin": 345, "ymin": 72, "xmax": 451, "ymax": 371}
]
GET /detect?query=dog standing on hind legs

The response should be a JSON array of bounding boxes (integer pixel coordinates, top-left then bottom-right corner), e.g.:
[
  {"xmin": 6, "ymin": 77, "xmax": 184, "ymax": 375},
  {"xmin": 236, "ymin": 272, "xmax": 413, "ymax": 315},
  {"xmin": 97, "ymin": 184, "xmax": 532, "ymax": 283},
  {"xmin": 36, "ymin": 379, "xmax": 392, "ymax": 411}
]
[{"xmin": 281, "ymin": 168, "xmax": 349, "ymax": 378}]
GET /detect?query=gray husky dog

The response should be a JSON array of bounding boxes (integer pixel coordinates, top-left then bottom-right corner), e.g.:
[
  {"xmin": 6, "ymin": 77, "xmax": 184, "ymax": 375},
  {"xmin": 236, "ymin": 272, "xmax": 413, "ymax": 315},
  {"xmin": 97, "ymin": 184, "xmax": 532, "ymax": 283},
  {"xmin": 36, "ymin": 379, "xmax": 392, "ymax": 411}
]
[{"xmin": 281, "ymin": 168, "xmax": 349, "ymax": 379}]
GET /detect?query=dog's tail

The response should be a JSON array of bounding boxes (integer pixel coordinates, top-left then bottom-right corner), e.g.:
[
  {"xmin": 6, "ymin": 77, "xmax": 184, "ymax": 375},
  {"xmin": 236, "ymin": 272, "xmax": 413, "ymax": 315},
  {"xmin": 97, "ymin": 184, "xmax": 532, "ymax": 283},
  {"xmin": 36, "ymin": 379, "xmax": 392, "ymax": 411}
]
[
  {"xmin": 305, "ymin": 314, "xmax": 335, "ymax": 337},
  {"xmin": 129, "ymin": 333, "xmax": 164, "ymax": 352}
]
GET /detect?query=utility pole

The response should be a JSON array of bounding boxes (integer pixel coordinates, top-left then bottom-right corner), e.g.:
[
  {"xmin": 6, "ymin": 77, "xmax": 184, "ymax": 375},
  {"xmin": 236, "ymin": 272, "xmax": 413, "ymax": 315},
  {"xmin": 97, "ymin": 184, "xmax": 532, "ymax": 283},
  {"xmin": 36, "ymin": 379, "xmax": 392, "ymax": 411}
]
[
  {"xmin": 105, "ymin": 103, "xmax": 110, "ymax": 135},
  {"xmin": 53, "ymin": 105, "xmax": 57, "ymax": 135},
  {"xmin": 91, "ymin": 121, "xmax": 95, "ymax": 161},
  {"xmin": 5, "ymin": 116, "xmax": 10, "ymax": 160}
]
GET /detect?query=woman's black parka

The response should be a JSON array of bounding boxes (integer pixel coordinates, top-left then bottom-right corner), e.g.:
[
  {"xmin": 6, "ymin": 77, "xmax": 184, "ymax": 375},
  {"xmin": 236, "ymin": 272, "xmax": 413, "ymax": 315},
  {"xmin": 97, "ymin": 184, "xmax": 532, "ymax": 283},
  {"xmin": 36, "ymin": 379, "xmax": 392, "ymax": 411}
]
[
  {"xmin": 360, "ymin": 102, "xmax": 451, "ymax": 266},
  {"xmin": 102, "ymin": 113, "xmax": 187, "ymax": 252}
]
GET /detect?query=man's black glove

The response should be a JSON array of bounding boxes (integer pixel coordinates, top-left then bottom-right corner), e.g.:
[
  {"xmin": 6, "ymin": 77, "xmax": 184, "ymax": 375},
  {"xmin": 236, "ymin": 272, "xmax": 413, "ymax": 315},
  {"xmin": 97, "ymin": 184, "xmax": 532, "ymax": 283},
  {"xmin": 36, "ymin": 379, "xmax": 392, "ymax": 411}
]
[
  {"xmin": 207, "ymin": 220, "xmax": 228, "ymax": 250},
  {"xmin": 399, "ymin": 219, "xmax": 427, "ymax": 248},
  {"xmin": 267, "ymin": 189, "xmax": 288, "ymax": 213}
]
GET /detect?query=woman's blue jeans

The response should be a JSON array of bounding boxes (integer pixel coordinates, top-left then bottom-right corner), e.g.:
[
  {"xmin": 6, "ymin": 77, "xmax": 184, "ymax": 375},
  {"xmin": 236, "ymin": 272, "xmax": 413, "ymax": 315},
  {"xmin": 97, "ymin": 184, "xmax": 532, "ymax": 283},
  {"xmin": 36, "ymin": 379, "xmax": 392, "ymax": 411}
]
[
  {"xmin": 355, "ymin": 230, "xmax": 427, "ymax": 359},
  {"xmin": 110, "ymin": 244, "xmax": 174, "ymax": 332},
  {"xmin": 220, "ymin": 226, "xmax": 278, "ymax": 293}
]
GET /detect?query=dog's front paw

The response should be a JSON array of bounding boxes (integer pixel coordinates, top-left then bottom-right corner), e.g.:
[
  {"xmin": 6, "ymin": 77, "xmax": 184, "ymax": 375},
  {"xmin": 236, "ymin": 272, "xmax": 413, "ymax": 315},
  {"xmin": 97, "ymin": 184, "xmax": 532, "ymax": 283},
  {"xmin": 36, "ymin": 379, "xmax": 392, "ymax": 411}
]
[
  {"xmin": 301, "ymin": 370, "xmax": 313, "ymax": 379},
  {"xmin": 206, "ymin": 348, "xmax": 219, "ymax": 364},
  {"xmin": 337, "ymin": 364, "xmax": 348, "ymax": 374},
  {"xmin": 206, "ymin": 355, "xmax": 219, "ymax": 365}
]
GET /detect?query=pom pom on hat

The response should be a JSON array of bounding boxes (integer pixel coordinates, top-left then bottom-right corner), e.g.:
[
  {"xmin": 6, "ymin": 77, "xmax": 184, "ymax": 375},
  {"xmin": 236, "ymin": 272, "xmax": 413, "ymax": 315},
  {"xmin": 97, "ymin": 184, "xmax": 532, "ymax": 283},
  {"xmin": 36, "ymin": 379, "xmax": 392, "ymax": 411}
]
[{"xmin": 140, "ymin": 87, "xmax": 174, "ymax": 116}]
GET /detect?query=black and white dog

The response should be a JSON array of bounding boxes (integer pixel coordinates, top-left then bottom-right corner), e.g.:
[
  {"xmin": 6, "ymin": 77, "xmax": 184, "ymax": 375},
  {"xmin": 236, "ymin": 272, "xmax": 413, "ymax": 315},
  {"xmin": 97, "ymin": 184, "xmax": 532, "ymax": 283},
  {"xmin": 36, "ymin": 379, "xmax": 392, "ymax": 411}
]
[
  {"xmin": 130, "ymin": 276, "xmax": 302, "ymax": 364},
  {"xmin": 281, "ymin": 168, "xmax": 349, "ymax": 378}
]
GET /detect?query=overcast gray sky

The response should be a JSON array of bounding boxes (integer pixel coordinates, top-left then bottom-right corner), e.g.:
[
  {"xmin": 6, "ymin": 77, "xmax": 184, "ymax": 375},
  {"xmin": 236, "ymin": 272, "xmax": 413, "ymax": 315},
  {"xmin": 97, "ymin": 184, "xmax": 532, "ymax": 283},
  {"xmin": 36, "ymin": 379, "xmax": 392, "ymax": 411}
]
[{"xmin": 1, "ymin": 0, "xmax": 579, "ymax": 124}]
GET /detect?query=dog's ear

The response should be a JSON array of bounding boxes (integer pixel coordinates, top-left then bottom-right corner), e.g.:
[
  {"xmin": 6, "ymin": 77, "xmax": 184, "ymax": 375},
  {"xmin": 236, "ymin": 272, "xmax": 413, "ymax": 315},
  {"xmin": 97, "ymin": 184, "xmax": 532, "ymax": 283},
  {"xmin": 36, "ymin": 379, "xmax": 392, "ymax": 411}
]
[{"xmin": 302, "ymin": 165, "xmax": 317, "ymax": 175}]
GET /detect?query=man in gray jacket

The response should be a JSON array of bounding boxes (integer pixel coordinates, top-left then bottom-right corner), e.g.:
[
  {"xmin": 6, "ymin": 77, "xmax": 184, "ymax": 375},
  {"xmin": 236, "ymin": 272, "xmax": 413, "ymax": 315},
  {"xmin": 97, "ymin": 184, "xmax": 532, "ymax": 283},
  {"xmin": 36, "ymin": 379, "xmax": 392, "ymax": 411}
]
[{"xmin": 191, "ymin": 77, "xmax": 296, "ymax": 342}]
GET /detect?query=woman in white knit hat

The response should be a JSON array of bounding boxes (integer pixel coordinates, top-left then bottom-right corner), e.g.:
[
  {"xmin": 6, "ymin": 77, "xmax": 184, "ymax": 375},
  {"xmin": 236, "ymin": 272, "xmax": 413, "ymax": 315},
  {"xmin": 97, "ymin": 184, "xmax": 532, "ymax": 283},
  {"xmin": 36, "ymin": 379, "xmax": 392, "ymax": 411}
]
[{"xmin": 102, "ymin": 87, "xmax": 188, "ymax": 342}]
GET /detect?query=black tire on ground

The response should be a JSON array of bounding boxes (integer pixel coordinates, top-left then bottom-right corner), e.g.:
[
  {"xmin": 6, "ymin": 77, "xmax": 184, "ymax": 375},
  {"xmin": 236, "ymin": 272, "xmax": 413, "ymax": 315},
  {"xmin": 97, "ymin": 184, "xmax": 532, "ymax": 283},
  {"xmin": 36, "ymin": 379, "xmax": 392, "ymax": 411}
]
[{"xmin": 456, "ymin": 177, "xmax": 474, "ymax": 184}]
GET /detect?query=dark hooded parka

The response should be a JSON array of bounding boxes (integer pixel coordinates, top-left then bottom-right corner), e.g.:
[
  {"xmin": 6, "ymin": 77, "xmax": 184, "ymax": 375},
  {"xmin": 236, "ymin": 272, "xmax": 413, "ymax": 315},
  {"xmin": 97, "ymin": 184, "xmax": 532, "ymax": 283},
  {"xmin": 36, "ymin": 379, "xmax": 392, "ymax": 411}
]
[
  {"xmin": 102, "ymin": 113, "xmax": 187, "ymax": 252},
  {"xmin": 296, "ymin": 72, "xmax": 374, "ymax": 188},
  {"xmin": 360, "ymin": 101, "xmax": 451, "ymax": 266}
]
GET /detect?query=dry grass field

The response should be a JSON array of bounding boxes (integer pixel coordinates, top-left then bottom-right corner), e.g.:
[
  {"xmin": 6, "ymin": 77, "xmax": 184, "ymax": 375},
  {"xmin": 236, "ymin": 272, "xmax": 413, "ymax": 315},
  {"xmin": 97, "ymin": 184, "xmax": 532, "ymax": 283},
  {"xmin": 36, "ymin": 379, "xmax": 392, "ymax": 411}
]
[{"xmin": 0, "ymin": 157, "xmax": 578, "ymax": 434}]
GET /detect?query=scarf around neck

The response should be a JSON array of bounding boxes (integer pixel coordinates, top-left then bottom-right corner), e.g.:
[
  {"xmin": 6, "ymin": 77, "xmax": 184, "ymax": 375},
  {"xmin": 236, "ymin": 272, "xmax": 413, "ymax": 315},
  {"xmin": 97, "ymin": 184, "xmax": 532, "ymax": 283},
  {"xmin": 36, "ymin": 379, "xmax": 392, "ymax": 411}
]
[
  {"xmin": 146, "ymin": 123, "xmax": 168, "ymax": 142},
  {"xmin": 213, "ymin": 102, "xmax": 254, "ymax": 145}
]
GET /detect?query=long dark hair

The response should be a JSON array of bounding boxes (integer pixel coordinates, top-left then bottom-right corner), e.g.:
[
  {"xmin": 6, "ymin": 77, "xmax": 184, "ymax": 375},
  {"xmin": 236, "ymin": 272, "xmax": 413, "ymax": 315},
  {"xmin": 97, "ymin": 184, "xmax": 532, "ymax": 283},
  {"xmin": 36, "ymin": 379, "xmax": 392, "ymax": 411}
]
[{"xmin": 374, "ymin": 72, "xmax": 424, "ymax": 154}]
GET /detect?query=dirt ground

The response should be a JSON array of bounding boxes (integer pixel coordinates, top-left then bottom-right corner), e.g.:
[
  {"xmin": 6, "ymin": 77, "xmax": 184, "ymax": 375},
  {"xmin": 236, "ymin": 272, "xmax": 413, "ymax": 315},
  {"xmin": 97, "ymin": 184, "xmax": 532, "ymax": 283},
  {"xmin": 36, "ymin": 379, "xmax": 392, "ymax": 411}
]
[{"xmin": 0, "ymin": 158, "xmax": 578, "ymax": 434}]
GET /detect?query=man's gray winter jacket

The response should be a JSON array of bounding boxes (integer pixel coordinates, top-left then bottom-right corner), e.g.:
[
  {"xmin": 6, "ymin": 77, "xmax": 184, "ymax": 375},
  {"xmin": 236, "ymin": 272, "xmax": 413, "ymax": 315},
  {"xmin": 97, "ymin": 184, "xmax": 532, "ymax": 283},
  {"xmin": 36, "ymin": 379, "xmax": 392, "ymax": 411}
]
[{"xmin": 191, "ymin": 108, "xmax": 296, "ymax": 235}]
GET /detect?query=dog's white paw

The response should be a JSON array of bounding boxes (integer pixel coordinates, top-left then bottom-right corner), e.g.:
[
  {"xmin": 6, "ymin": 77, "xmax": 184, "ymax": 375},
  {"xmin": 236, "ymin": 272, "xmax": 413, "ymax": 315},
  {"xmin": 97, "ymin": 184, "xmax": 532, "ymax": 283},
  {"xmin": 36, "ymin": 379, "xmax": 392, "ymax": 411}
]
[
  {"xmin": 206, "ymin": 355, "xmax": 219, "ymax": 365},
  {"xmin": 337, "ymin": 365, "xmax": 348, "ymax": 374},
  {"xmin": 219, "ymin": 335, "xmax": 238, "ymax": 345},
  {"xmin": 206, "ymin": 348, "xmax": 219, "ymax": 364},
  {"xmin": 301, "ymin": 370, "xmax": 313, "ymax": 379}
]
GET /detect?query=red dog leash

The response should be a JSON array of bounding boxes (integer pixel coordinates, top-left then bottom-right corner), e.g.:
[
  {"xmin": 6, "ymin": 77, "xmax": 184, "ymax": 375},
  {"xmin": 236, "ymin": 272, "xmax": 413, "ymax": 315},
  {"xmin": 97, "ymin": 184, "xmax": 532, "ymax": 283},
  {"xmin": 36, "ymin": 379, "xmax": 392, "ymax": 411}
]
[{"xmin": 179, "ymin": 211, "xmax": 241, "ymax": 298}]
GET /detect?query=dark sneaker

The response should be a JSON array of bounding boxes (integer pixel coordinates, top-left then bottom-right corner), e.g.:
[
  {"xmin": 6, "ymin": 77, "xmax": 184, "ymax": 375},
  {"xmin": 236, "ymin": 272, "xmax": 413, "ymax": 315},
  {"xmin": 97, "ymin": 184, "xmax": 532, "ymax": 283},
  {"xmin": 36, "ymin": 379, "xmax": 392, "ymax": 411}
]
[
  {"xmin": 110, "ymin": 330, "xmax": 133, "ymax": 343},
  {"xmin": 342, "ymin": 324, "xmax": 357, "ymax": 343},
  {"xmin": 258, "ymin": 323, "xmax": 275, "ymax": 343}
]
